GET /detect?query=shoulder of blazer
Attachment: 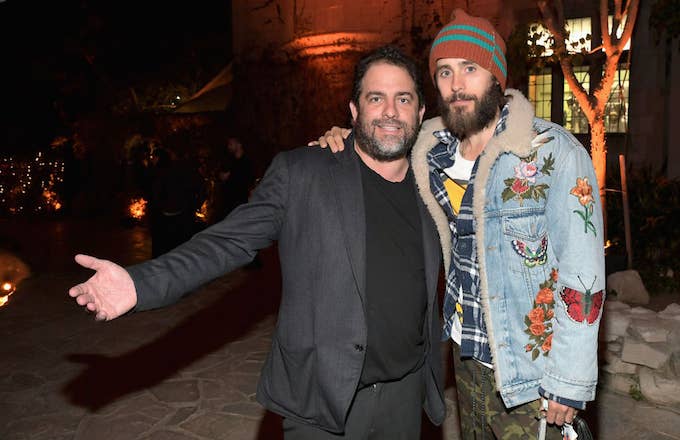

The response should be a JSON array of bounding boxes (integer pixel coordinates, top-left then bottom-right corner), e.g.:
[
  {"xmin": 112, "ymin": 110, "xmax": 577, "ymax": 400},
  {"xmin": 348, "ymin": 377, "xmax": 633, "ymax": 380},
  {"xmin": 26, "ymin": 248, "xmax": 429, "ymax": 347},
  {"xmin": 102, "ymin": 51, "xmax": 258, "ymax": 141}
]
[{"xmin": 275, "ymin": 139, "xmax": 357, "ymax": 168}]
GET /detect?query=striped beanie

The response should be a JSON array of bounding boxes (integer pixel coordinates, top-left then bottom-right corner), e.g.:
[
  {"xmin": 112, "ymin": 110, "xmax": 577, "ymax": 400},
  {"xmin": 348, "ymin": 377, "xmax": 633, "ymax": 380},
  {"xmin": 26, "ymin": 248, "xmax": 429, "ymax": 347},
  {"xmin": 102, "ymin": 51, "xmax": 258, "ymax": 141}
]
[{"xmin": 429, "ymin": 9, "xmax": 507, "ymax": 90}]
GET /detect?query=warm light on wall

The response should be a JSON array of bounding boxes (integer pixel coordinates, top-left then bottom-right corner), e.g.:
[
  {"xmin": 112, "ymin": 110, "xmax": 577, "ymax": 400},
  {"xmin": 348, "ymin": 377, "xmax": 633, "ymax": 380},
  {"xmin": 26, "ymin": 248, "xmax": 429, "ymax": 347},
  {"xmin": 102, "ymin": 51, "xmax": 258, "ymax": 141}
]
[{"xmin": 283, "ymin": 32, "xmax": 381, "ymax": 58}]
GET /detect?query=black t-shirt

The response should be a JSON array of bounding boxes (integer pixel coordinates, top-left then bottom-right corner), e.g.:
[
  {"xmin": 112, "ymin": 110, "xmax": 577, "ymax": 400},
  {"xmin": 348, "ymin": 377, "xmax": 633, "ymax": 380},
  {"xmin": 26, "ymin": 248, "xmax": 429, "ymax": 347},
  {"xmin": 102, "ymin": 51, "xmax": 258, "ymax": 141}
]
[{"xmin": 358, "ymin": 158, "xmax": 427, "ymax": 386}]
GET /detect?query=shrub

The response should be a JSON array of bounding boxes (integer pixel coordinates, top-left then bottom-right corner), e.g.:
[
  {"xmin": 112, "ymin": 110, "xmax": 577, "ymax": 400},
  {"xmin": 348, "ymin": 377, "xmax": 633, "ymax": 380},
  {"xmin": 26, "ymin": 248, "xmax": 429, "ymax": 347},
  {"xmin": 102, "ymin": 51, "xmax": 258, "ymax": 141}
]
[{"xmin": 607, "ymin": 168, "xmax": 680, "ymax": 293}]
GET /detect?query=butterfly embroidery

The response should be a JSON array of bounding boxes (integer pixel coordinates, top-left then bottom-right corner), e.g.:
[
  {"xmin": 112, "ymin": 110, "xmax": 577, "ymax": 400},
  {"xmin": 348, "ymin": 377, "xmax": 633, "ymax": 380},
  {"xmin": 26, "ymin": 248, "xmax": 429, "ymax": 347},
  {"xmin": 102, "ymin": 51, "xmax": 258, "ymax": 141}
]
[
  {"xmin": 512, "ymin": 236, "xmax": 548, "ymax": 267},
  {"xmin": 559, "ymin": 287, "xmax": 605, "ymax": 324}
]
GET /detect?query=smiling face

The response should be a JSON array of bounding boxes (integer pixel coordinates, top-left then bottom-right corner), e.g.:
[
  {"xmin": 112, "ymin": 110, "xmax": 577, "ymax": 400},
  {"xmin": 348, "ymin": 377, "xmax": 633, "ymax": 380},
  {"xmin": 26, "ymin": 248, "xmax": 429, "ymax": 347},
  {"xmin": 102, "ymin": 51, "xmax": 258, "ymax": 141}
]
[
  {"xmin": 435, "ymin": 58, "xmax": 505, "ymax": 140},
  {"xmin": 350, "ymin": 62, "xmax": 425, "ymax": 162}
]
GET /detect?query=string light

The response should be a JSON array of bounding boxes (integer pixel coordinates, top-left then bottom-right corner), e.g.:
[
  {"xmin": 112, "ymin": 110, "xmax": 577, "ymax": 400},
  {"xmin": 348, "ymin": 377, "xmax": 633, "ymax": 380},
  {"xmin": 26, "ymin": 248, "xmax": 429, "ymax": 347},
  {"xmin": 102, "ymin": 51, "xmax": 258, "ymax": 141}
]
[{"xmin": 0, "ymin": 151, "xmax": 64, "ymax": 215}]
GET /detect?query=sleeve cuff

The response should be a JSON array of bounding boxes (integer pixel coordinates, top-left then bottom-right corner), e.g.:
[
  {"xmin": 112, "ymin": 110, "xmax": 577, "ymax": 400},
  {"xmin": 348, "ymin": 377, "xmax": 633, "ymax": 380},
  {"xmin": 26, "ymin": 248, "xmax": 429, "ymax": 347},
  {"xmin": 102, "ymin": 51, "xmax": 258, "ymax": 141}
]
[{"xmin": 539, "ymin": 387, "xmax": 587, "ymax": 410}]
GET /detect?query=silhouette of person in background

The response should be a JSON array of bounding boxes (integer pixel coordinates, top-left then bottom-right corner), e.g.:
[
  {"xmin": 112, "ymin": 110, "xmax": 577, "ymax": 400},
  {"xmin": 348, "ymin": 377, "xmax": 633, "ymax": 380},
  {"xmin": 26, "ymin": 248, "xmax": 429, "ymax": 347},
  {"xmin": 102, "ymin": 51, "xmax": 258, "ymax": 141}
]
[
  {"xmin": 215, "ymin": 137, "xmax": 255, "ymax": 221},
  {"xmin": 149, "ymin": 147, "xmax": 205, "ymax": 258}
]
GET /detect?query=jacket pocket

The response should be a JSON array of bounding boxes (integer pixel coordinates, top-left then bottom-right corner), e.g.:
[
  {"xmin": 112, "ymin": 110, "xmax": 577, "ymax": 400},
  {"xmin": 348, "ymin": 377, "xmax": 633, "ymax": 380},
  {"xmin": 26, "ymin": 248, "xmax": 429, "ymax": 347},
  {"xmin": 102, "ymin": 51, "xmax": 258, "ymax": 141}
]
[
  {"xmin": 502, "ymin": 215, "xmax": 548, "ymax": 268},
  {"xmin": 502, "ymin": 214, "xmax": 552, "ymax": 303},
  {"xmin": 264, "ymin": 336, "xmax": 317, "ymax": 420}
]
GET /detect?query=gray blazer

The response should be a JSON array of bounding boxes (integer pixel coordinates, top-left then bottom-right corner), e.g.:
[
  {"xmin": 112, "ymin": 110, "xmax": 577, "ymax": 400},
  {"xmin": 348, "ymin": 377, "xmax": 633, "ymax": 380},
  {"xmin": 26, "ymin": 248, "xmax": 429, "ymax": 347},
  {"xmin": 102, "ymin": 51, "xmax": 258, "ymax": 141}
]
[{"xmin": 127, "ymin": 137, "xmax": 446, "ymax": 433}]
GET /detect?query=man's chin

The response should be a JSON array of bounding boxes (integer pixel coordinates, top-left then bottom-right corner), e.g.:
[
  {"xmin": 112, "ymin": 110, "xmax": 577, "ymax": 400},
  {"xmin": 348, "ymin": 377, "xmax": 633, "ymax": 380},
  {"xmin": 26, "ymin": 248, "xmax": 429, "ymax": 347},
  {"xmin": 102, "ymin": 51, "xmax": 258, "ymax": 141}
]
[{"xmin": 368, "ymin": 142, "xmax": 409, "ymax": 162}]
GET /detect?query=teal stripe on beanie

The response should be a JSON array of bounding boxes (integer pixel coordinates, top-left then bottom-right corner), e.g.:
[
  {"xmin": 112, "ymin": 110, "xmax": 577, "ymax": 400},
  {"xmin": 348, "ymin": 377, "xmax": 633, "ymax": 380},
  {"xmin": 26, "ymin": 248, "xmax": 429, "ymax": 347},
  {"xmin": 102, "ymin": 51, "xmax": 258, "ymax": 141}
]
[
  {"xmin": 431, "ymin": 34, "xmax": 507, "ymax": 77},
  {"xmin": 437, "ymin": 24, "xmax": 495, "ymax": 43},
  {"xmin": 432, "ymin": 34, "xmax": 494, "ymax": 55},
  {"xmin": 493, "ymin": 53, "xmax": 507, "ymax": 77}
]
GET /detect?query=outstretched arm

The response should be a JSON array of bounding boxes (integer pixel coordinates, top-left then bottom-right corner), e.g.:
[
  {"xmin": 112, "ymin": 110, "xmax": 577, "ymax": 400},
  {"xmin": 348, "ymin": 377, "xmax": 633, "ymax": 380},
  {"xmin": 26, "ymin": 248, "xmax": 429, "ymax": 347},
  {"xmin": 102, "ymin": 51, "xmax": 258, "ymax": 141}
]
[
  {"xmin": 307, "ymin": 127, "xmax": 351, "ymax": 152},
  {"xmin": 68, "ymin": 254, "xmax": 137, "ymax": 321}
]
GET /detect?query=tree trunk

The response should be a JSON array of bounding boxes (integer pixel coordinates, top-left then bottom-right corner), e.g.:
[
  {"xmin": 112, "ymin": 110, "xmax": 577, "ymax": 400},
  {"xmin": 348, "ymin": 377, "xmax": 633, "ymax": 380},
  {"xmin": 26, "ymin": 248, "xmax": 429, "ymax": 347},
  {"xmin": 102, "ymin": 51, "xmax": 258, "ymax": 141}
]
[{"xmin": 589, "ymin": 115, "xmax": 607, "ymax": 229}]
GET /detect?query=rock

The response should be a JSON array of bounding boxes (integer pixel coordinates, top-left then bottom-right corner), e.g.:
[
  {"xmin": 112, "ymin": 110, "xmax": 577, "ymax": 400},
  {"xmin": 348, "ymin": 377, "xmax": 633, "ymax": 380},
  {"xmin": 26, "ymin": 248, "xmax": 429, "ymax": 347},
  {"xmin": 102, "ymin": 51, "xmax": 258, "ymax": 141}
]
[
  {"xmin": 629, "ymin": 317, "xmax": 671, "ymax": 343},
  {"xmin": 0, "ymin": 251, "xmax": 31, "ymax": 307},
  {"xmin": 630, "ymin": 306, "xmax": 655, "ymax": 317},
  {"xmin": 605, "ymin": 300, "xmax": 632, "ymax": 312},
  {"xmin": 621, "ymin": 338, "xmax": 669, "ymax": 369},
  {"xmin": 670, "ymin": 352, "xmax": 680, "ymax": 377},
  {"xmin": 601, "ymin": 307, "xmax": 631, "ymax": 340},
  {"xmin": 602, "ymin": 352, "xmax": 639, "ymax": 374},
  {"xmin": 0, "ymin": 251, "xmax": 31, "ymax": 286},
  {"xmin": 659, "ymin": 303, "xmax": 680, "ymax": 321},
  {"xmin": 605, "ymin": 341, "xmax": 623, "ymax": 353},
  {"xmin": 599, "ymin": 371, "xmax": 638, "ymax": 396},
  {"xmin": 639, "ymin": 367, "xmax": 680, "ymax": 406},
  {"xmin": 607, "ymin": 270, "xmax": 650, "ymax": 305}
]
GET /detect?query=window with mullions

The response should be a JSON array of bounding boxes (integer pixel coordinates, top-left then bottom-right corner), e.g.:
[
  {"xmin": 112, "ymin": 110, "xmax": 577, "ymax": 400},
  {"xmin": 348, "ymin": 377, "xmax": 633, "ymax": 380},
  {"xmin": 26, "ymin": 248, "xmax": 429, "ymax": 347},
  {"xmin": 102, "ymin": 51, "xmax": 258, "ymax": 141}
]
[
  {"xmin": 562, "ymin": 66, "xmax": 630, "ymax": 134},
  {"xmin": 528, "ymin": 15, "xmax": 631, "ymax": 134},
  {"xmin": 528, "ymin": 68, "xmax": 552, "ymax": 121},
  {"xmin": 564, "ymin": 67, "xmax": 590, "ymax": 134},
  {"xmin": 605, "ymin": 68, "xmax": 629, "ymax": 133}
]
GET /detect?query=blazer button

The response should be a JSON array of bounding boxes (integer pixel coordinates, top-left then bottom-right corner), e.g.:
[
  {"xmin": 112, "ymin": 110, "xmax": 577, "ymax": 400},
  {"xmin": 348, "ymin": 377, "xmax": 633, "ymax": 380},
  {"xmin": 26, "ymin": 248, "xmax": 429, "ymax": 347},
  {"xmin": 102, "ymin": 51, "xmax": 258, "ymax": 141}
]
[{"xmin": 354, "ymin": 344, "xmax": 364, "ymax": 352}]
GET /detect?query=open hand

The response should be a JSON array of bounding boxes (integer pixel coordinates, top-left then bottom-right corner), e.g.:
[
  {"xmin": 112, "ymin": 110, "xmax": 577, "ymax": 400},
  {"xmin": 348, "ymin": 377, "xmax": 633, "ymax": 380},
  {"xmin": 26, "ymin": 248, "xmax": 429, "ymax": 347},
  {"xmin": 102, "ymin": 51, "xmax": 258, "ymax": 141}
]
[{"xmin": 68, "ymin": 254, "xmax": 137, "ymax": 321}]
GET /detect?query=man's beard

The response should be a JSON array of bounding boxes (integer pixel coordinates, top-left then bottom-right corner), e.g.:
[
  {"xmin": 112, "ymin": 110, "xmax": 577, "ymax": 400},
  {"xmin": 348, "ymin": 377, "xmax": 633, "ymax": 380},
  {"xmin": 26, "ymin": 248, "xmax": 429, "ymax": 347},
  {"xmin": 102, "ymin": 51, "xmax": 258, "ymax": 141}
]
[
  {"xmin": 353, "ymin": 112, "xmax": 420, "ymax": 162},
  {"xmin": 438, "ymin": 81, "xmax": 505, "ymax": 140}
]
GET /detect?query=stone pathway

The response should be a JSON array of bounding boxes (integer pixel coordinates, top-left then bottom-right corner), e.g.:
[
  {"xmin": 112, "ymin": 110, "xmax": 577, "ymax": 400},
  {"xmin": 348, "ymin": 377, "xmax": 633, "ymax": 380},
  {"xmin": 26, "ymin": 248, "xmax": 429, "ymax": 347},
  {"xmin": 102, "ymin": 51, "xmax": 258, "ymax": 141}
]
[{"xmin": 1, "ymin": 218, "xmax": 679, "ymax": 439}]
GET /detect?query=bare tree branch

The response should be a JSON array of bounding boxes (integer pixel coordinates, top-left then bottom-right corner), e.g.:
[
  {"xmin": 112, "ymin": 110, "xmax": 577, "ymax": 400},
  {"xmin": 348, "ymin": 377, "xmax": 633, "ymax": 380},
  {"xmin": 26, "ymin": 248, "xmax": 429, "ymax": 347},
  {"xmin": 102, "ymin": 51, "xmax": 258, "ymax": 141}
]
[
  {"xmin": 538, "ymin": 0, "xmax": 592, "ymax": 109},
  {"xmin": 617, "ymin": 0, "xmax": 639, "ymax": 51}
]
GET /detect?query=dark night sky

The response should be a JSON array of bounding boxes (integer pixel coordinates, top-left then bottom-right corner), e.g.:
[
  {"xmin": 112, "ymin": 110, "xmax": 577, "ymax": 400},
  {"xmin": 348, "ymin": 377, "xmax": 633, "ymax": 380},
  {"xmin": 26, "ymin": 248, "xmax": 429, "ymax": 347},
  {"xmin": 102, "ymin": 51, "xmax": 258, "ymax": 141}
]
[{"xmin": 0, "ymin": 0, "xmax": 232, "ymax": 154}]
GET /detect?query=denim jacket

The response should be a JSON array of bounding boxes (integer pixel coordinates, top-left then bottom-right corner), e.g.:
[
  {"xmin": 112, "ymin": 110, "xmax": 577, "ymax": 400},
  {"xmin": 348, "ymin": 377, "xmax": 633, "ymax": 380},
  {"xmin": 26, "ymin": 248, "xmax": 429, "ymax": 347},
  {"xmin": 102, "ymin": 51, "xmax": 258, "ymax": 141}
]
[{"xmin": 411, "ymin": 89, "xmax": 606, "ymax": 408}]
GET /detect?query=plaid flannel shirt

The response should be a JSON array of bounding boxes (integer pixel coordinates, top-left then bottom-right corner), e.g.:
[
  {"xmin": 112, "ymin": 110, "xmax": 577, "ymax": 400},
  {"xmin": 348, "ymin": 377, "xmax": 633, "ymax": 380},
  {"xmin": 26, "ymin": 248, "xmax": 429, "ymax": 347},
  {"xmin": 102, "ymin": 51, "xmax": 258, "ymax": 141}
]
[{"xmin": 428, "ymin": 105, "xmax": 510, "ymax": 365}]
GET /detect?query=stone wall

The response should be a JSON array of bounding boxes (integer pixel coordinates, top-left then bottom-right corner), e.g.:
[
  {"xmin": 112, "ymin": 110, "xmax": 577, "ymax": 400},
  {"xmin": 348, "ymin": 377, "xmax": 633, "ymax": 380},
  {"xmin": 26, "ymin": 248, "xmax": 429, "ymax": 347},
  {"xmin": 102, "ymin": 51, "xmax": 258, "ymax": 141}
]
[{"xmin": 600, "ymin": 299, "xmax": 680, "ymax": 407}]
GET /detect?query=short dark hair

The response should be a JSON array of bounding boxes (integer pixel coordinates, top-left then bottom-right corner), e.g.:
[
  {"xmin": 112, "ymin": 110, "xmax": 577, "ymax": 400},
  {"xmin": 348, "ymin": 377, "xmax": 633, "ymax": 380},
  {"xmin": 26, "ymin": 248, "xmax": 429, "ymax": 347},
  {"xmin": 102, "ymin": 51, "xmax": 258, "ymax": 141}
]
[{"xmin": 351, "ymin": 45, "xmax": 424, "ymax": 110}]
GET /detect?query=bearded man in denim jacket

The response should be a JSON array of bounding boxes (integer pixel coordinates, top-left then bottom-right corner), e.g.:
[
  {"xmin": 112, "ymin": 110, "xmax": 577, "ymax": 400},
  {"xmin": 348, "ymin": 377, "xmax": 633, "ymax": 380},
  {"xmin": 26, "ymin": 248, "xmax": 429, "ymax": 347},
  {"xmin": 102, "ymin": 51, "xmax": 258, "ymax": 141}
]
[{"xmin": 409, "ymin": 9, "xmax": 605, "ymax": 439}]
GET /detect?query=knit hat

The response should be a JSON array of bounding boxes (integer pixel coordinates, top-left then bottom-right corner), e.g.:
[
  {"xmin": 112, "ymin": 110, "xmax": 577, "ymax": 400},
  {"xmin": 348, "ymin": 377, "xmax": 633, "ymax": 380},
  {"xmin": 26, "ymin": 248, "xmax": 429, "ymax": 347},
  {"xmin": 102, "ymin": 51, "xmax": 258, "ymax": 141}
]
[{"xmin": 429, "ymin": 9, "xmax": 507, "ymax": 90}]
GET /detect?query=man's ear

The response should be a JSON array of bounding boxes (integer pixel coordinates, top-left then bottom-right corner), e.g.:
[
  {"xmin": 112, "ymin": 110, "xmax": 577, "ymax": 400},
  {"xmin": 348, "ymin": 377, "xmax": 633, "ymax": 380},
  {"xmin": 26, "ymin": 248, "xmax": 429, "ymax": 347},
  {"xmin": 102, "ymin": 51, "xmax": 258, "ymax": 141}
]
[{"xmin": 349, "ymin": 101, "xmax": 358, "ymax": 123}]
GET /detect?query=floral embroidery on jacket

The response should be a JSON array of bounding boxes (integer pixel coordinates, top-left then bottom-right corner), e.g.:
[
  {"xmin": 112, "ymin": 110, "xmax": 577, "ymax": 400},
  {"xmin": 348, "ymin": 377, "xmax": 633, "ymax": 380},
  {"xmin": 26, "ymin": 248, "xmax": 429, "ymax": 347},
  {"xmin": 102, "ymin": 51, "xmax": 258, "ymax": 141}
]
[
  {"xmin": 512, "ymin": 236, "xmax": 548, "ymax": 267},
  {"xmin": 570, "ymin": 177, "xmax": 597, "ymax": 235},
  {"xmin": 502, "ymin": 151, "xmax": 554, "ymax": 205},
  {"xmin": 524, "ymin": 268, "xmax": 558, "ymax": 360}
]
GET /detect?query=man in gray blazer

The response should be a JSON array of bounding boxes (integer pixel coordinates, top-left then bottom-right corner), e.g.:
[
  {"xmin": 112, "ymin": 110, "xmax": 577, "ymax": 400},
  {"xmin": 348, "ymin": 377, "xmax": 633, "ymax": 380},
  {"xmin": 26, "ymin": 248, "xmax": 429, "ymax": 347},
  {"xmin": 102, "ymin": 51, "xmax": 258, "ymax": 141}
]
[{"xmin": 68, "ymin": 46, "xmax": 446, "ymax": 439}]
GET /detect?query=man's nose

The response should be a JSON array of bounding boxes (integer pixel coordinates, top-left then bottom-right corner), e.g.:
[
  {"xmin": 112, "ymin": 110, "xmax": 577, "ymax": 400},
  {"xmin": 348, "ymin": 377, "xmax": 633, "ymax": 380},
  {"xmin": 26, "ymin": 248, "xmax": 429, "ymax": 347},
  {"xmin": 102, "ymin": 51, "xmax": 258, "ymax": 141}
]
[
  {"xmin": 451, "ymin": 74, "xmax": 464, "ymax": 92},
  {"xmin": 383, "ymin": 99, "xmax": 398, "ymax": 118}
]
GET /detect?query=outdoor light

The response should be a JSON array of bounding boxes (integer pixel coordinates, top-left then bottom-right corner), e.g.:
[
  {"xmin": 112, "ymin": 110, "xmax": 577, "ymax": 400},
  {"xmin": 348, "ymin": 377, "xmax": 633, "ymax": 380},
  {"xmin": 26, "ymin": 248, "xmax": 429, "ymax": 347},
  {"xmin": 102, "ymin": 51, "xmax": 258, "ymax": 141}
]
[
  {"xmin": 0, "ymin": 281, "xmax": 16, "ymax": 307},
  {"xmin": 128, "ymin": 197, "xmax": 147, "ymax": 220}
]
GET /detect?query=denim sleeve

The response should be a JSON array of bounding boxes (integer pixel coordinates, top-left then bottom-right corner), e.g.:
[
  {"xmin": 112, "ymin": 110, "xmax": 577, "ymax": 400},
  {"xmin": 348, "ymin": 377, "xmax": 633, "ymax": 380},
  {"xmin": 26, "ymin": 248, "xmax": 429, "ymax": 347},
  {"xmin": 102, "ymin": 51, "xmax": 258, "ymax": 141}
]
[
  {"xmin": 539, "ymin": 386, "xmax": 587, "ymax": 410},
  {"xmin": 540, "ymin": 131, "xmax": 606, "ymax": 403}
]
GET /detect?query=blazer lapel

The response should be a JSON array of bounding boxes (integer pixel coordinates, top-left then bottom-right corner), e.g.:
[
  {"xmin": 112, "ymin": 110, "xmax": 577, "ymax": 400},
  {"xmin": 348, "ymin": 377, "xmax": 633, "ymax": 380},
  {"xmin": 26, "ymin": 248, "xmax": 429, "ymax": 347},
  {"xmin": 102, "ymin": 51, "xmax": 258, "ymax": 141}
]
[
  {"xmin": 329, "ymin": 137, "xmax": 366, "ymax": 303},
  {"xmin": 417, "ymin": 184, "xmax": 441, "ymax": 306}
]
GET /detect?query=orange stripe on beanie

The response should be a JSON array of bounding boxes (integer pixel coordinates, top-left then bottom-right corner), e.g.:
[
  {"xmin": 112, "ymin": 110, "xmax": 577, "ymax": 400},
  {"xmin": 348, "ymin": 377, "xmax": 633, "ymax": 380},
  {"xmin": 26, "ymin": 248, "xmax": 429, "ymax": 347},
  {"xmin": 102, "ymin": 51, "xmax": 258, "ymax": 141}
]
[{"xmin": 429, "ymin": 9, "xmax": 507, "ymax": 90}]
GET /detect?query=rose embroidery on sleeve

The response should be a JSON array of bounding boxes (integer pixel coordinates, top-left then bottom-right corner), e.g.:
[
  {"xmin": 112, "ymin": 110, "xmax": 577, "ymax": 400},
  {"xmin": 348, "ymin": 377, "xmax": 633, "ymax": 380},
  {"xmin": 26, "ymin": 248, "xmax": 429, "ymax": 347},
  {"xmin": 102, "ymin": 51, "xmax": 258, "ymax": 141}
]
[{"xmin": 524, "ymin": 268, "xmax": 558, "ymax": 360}]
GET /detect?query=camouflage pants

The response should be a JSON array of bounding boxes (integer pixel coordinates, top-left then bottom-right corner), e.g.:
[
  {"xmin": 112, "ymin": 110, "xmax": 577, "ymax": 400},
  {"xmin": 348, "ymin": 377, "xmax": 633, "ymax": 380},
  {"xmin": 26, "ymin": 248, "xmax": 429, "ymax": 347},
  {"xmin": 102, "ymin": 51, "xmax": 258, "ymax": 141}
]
[{"xmin": 452, "ymin": 344, "xmax": 563, "ymax": 440}]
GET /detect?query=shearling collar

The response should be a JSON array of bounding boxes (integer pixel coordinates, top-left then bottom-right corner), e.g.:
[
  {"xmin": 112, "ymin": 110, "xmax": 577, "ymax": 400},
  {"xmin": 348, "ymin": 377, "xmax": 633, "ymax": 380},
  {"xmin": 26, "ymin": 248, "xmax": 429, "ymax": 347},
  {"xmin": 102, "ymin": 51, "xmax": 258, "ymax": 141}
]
[{"xmin": 410, "ymin": 89, "xmax": 537, "ymax": 272}]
